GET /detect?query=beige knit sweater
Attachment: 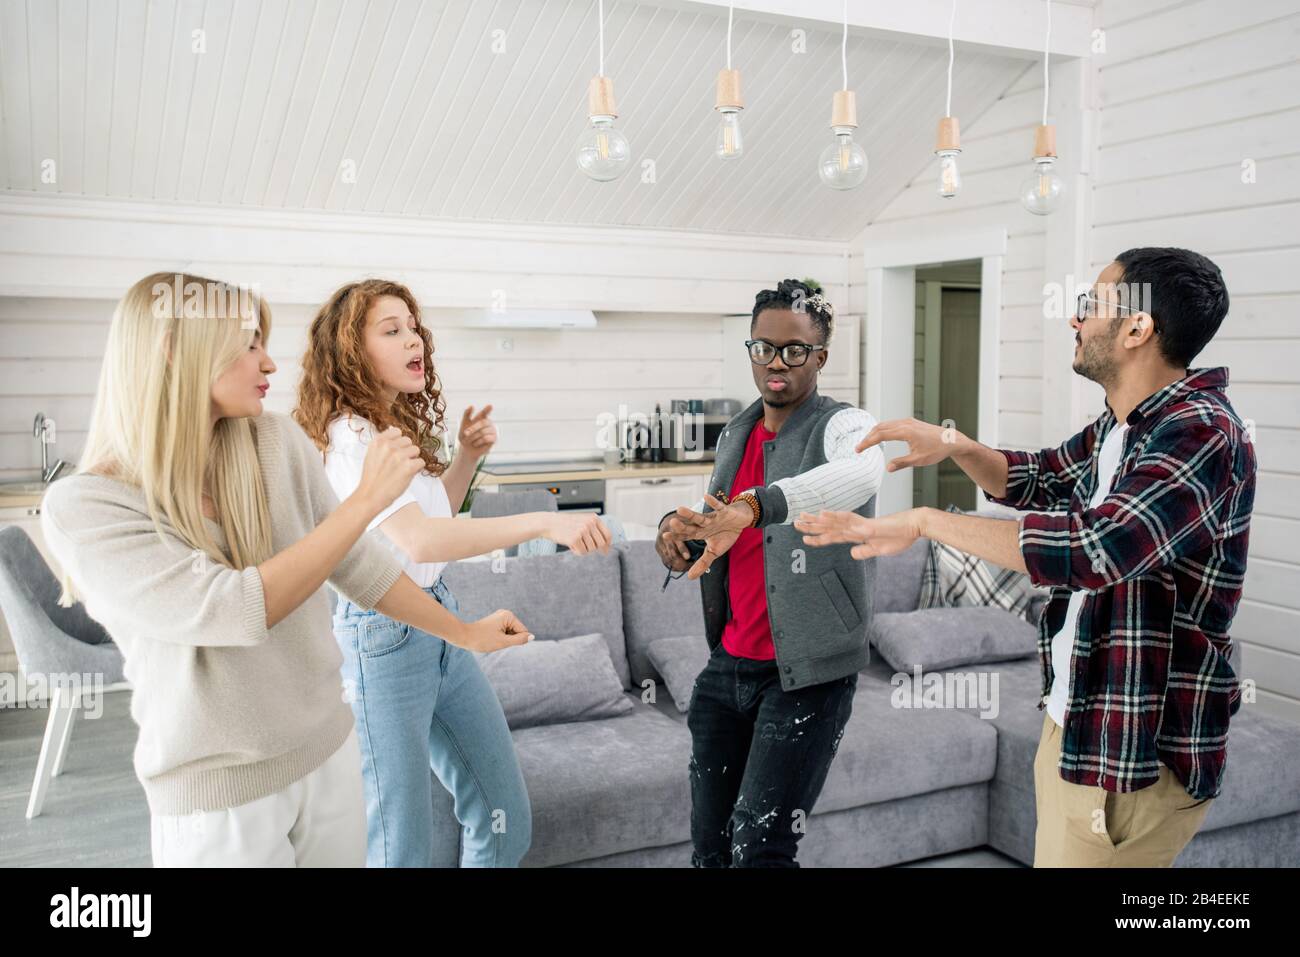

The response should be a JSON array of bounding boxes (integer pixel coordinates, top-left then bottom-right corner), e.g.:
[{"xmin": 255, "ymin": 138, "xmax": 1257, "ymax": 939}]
[{"xmin": 40, "ymin": 410, "xmax": 406, "ymax": 815}]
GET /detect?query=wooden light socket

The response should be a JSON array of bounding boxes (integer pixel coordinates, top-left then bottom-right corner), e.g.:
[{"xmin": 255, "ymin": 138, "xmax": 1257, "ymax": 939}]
[
  {"xmin": 715, "ymin": 68, "xmax": 743, "ymax": 111},
  {"xmin": 1033, "ymin": 123, "xmax": 1057, "ymax": 158},
  {"xmin": 830, "ymin": 89, "xmax": 858, "ymax": 128},
  {"xmin": 935, "ymin": 116, "xmax": 961, "ymax": 152},
  {"xmin": 588, "ymin": 75, "xmax": 618, "ymax": 118}
]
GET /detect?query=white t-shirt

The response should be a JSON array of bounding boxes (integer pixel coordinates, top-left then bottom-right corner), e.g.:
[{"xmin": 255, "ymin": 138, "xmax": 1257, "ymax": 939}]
[
  {"xmin": 1045, "ymin": 422, "xmax": 1130, "ymax": 727},
  {"xmin": 322, "ymin": 415, "xmax": 452, "ymax": 588}
]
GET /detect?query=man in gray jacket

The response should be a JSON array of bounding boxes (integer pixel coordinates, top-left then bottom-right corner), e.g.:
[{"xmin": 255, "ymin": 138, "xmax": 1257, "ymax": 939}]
[{"xmin": 656, "ymin": 279, "xmax": 885, "ymax": 866}]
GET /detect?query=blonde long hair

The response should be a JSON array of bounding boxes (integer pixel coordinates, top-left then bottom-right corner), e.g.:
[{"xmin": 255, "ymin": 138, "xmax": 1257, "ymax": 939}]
[{"xmin": 57, "ymin": 272, "xmax": 275, "ymax": 606}]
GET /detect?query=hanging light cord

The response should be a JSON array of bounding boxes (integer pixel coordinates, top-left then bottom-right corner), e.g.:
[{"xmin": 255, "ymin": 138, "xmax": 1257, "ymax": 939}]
[
  {"xmin": 1042, "ymin": 0, "xmax": 1051, "ymax": 125},
  {"xmin": 945, "ymin": 0, "xmax": 956, "ymax": 117},
  {"xmin": 598, "ymin": 0, "xmax": 605, "ymax": 76},
  {"xmin": 840, "ymin": 0, "xmax": 849, "ymax": 90},
  {"xmin": 726, "ymin": 2, "xmax": 733, "ymax": 69}
]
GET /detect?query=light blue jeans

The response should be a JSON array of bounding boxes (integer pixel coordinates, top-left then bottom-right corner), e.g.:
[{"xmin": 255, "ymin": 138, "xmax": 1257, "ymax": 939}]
[{"xmin": 332, "ymin": 576, "xmax": 532, "ymax": 867}]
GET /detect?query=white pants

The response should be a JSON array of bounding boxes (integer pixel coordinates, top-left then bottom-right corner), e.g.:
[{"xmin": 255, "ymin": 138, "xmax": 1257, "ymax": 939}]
[{"xmin": 150, "ymin": 728, "xmax": 367, "ymax": 867}]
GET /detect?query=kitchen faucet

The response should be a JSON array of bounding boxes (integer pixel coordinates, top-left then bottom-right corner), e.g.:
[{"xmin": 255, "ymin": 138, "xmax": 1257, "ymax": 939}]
[{"xmin": 34, "ymin": 412, "xmax": 68, "ymax": 483}]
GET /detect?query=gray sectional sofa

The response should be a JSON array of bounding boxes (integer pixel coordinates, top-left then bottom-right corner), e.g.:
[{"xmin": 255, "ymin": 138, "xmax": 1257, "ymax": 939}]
[{"xmin": 412, "ymin": 540, "xmax": 1300, "ymax": 867}]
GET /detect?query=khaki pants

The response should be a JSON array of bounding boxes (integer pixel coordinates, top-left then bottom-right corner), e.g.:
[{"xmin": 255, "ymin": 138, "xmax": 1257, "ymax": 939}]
[{"xmin": 1032, "ymin": 713, "xmax": 1213, "ymax": 867}]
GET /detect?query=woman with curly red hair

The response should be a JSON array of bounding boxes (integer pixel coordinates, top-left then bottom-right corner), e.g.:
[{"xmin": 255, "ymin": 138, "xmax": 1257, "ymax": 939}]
[{"xmin": 295, "ymin": 278, "xmax": 611, "ymax": 868}]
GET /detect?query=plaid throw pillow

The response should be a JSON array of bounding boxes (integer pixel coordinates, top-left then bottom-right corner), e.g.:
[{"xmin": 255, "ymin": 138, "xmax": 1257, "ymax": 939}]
[{"xmin": 917, "ymin": 505, "xmax": 1049, "ymax": 622}]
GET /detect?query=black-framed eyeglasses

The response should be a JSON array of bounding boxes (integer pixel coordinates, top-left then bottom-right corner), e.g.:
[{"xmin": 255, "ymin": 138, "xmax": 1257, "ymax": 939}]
[
  {"xmin": 745, "ymin": 338, "xmax": 825, "ymax": 367},
  {"xmin": 661, "ymin": 565, "xmax": 688, "ymax": 590},
  {"xmin": 1075, "ymin": 292, "xmax": 1159, "ymax": 333}
]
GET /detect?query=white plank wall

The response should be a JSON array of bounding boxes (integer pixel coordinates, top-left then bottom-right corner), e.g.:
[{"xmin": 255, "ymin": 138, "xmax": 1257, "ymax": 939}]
[
  {"xmin": 0, "ymin": 200, "xmax": 852, "ymax": 478},
  {"xmin": 1090, "ymin": 0, "xmax": 1300, "ymax": 723},
  {"xmin": 850, "ymin": 60, "xmax": 1050, "ymax": 454},
  {"xmin": 0, "ymin": 299, "xmax": 737, "ymax": 473}
]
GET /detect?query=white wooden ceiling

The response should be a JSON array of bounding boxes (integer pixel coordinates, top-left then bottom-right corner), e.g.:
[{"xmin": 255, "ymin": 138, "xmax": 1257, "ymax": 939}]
[{"xmin": 0, "ymin": 0, "xmax": 1035, "ymax": 240}]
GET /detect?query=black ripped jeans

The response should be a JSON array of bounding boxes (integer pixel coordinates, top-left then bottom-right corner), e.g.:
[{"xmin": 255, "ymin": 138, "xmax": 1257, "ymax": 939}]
[{"xmin": 687, "ymin": 642, "xmax": 858, "ymax": 867}]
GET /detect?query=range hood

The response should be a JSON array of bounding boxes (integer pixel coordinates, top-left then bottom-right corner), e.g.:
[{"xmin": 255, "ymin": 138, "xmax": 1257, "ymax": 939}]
[{"xmin": 463, "ymin": 308, "xmax": 598, "ymax": 330}]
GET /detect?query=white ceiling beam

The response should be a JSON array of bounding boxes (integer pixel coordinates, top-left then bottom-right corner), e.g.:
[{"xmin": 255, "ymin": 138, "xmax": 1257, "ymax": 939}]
[{"xmin": 658, "ymin": 0, "xmax": 1094, "ymax": 59}]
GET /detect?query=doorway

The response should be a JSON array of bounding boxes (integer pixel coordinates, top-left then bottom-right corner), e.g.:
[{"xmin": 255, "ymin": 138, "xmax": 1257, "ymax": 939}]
[
  {"xmin": 860, "ymin": 227, "xmax": 1005, "ymax": 517},
  {"xmin": 914, "ymin": 260, "xmax": 982, "ymax": 511}
]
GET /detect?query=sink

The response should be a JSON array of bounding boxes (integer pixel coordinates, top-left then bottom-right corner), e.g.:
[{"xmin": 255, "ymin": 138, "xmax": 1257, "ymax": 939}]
[{"xmin": 0, "ymin": 481, "xmax": 54, "ymax": 496}]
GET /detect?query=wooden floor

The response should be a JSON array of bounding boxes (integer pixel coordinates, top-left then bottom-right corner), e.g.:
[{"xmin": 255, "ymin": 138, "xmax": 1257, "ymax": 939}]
[
  {"xmin": 0, "ymin": 690, "xmax": 150, "ymax": 867},
  {"xmin": 1, "ymin": 692, "xmax": 1022, "ymax": 868}
]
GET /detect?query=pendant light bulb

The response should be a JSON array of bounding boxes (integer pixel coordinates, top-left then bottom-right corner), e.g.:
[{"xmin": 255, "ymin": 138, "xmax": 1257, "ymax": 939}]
[
  {"xmin": 1019, "ymin": 0, "xmax": 1062, "ymax": 214},
  {"xmin": 937, "ymin": 2, "xmax": 961, "ymax": 199},
  {"xmin": 576, "ymin": 76, "xmax": 630, "ymax": 181},
  {"xmin": 714, "ymin": 68, "xmax": 745, "ymax": 160},
  {"xmin": 935, "ymin": 116, "xmax": 962, "ymax": 199},
  {"xmin": 819, "ymin": 90, "xmax": 867, "ymax": 190},
  {"xmin": 1019, "ymin": 124, "xmax": 1061, "ymax": 216},
  {"xmin": 716, "ymin": 110, "xmax": 744, "ymax": 160},
  {"xmin": 714, "ymin": 7, "xmax": 744, "ymax": 161}
]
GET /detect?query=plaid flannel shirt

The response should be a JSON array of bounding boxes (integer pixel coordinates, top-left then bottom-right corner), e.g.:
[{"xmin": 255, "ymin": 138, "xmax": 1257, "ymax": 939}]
[{"xmin": 987, "ymin": 367, "xmax": 1256, "ymax": 799}]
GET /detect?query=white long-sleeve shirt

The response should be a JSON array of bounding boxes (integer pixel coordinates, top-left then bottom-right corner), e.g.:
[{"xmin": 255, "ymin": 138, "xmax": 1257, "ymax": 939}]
[{"xmin": 691, "ymin": 407, "xmax": 886, "ymax": 521}]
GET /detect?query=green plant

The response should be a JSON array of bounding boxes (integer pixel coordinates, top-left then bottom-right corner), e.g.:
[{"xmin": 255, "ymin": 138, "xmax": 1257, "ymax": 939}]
[{"xmin": 459, "ymin": 455, "xmax": 488, "ymax": 514}]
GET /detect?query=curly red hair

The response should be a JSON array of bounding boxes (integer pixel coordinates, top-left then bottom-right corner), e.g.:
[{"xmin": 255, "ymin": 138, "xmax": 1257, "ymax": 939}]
[{"xmin": 294, "ymin": 278, "xmax": 448, "ymax": 476}]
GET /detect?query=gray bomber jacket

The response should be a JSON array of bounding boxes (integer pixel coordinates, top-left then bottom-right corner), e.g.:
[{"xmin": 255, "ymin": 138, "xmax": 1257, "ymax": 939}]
[{"xmin": 662, "ymin": 389, "xmax": 879, "ymax": 691}]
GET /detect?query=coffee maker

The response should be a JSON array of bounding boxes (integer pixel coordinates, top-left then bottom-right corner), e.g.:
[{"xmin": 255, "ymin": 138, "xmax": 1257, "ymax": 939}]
[{"xmin": 622, "ymin": 399, "xmax": 740, "ymax": 462}]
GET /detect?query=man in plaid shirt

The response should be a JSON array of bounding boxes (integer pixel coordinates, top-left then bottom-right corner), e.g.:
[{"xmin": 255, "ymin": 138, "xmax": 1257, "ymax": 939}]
[{"xmin": 796, "ymin": 248, "xmax": 1256, "ymax": 866}]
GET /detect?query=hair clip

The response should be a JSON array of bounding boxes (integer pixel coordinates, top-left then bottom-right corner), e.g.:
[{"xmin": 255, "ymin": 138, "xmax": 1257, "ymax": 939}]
[{"xmin": 804, "ymin": 292, "xmax": 833, "ymax": 316}]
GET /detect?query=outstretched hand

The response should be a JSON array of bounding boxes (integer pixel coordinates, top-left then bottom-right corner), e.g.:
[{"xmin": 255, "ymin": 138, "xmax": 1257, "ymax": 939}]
[
  {"xmin": 855, "ymin": 417, "xmax": 963, "ymax": 473},
  {"xmin": 457, "ymin": 405, "xmax": 498, "ymax": 459},
  {"xmin": 794, "ymin": 508, "xmax": 925, "ymax": 560}
]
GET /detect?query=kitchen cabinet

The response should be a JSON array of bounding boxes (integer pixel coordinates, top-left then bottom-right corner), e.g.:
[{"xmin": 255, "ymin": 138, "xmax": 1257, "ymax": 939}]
[{"xmin": 605, "ymin": 474, "xmax": 706, "ymax": 527}]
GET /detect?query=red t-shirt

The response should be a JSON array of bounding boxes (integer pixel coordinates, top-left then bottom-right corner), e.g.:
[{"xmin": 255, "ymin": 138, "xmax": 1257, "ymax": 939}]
[{"xmin": 719, "ymin": 420, "xmax": 777, "ymax": 660}]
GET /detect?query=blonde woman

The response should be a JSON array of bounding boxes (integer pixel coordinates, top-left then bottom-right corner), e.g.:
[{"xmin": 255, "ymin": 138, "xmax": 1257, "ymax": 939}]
[
  {"xmin": 296, "ymin": 279, "xmax": 611, "ymax": 867},
  {"xmin": 40, "ymin": 272, "xmax": 532, "ymax": 867}
]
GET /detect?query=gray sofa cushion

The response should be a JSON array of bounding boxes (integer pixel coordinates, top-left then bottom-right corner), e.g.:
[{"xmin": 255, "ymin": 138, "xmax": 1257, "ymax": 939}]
[
  {"xmin": 645, "ymin": 636, "xmax": 711, "ymax": 712},
  {"xmin": 475, "ymin": 633, "xmax": 633, "ymax": 730},
  {"xmin": 441, "ymin": 549, "xmax": 631, "ymax": 688},
  {"xmin": 616, "ymin": 540, "xmax": 706, "ymax": 687},
  {"xmin": 514, "ymin": 696, "xmax": 693, "ymax": 867},
  {"xmin": 811, "ymin": 671, "xmax": 999, "ymax": 814},
  {"xmin": 872, "ymin": 539, "xmax": 929, "ymax": 613},
  {"xmin": 870, "ymin": 606, "xmax": 1038, "ymax": 673},
  {"xmin": 651, "ymin": 665, "xmax": 999, "ymax": 812}
]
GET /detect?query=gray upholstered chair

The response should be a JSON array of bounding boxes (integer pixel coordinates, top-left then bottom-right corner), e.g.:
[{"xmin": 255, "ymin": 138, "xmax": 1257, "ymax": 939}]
[
  {"xmin": 469, "ymin": 489, "xmax": 559, "ymax": 557},
  {"xmin": 0, "ymin": 525, "xmax": 129, "ymax": 818}
]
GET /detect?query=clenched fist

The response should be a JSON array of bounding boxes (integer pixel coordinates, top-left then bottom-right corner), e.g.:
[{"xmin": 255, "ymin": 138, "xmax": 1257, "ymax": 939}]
[{"xmin": 358, "ymin": 425, "xmax": 425, "ymax": 513}]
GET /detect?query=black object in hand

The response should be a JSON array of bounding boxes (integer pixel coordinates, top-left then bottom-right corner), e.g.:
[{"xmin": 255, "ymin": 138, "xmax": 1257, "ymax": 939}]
[{"xmin": 662, "ymin": 539, "xmax": 707, "ymax": 590}]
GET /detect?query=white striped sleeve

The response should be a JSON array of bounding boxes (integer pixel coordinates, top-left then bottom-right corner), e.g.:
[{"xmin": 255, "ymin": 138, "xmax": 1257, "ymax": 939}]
[{"xmin": 765, "ymin": 407, "xmax": 885, "ymax": 523}]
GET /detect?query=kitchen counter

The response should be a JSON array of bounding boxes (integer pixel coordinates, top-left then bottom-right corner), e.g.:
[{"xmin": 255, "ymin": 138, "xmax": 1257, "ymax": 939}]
[
  {"xmin": 0, "ymin": 461, "xmax": 719, "ymax": 505},
  {"xmin": 478, "ymin": 460, "xmax": 713, "ymax": 485},
  {"xmin": 0, "ymin": 485, "xmax": 49, "ymax": 509}
]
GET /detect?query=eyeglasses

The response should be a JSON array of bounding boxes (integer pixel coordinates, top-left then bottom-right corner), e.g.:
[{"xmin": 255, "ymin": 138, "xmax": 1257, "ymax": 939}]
[
  {"xmin": 1075, "ymin": 292, "xmax": 1159, "ymax": 333},
  {"xmin": 745, "ymin": 339, "xmax": 825, "ymax": 367},
  {"xmin": 661, "ymin": 565, "xmax": 688, "ymax": 590}
]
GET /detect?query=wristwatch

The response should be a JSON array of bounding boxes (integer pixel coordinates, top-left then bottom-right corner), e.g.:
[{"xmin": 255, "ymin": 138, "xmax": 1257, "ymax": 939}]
[{"xmin": 733, "ymin": 489, "xmax": 762, "ymax": 528}]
